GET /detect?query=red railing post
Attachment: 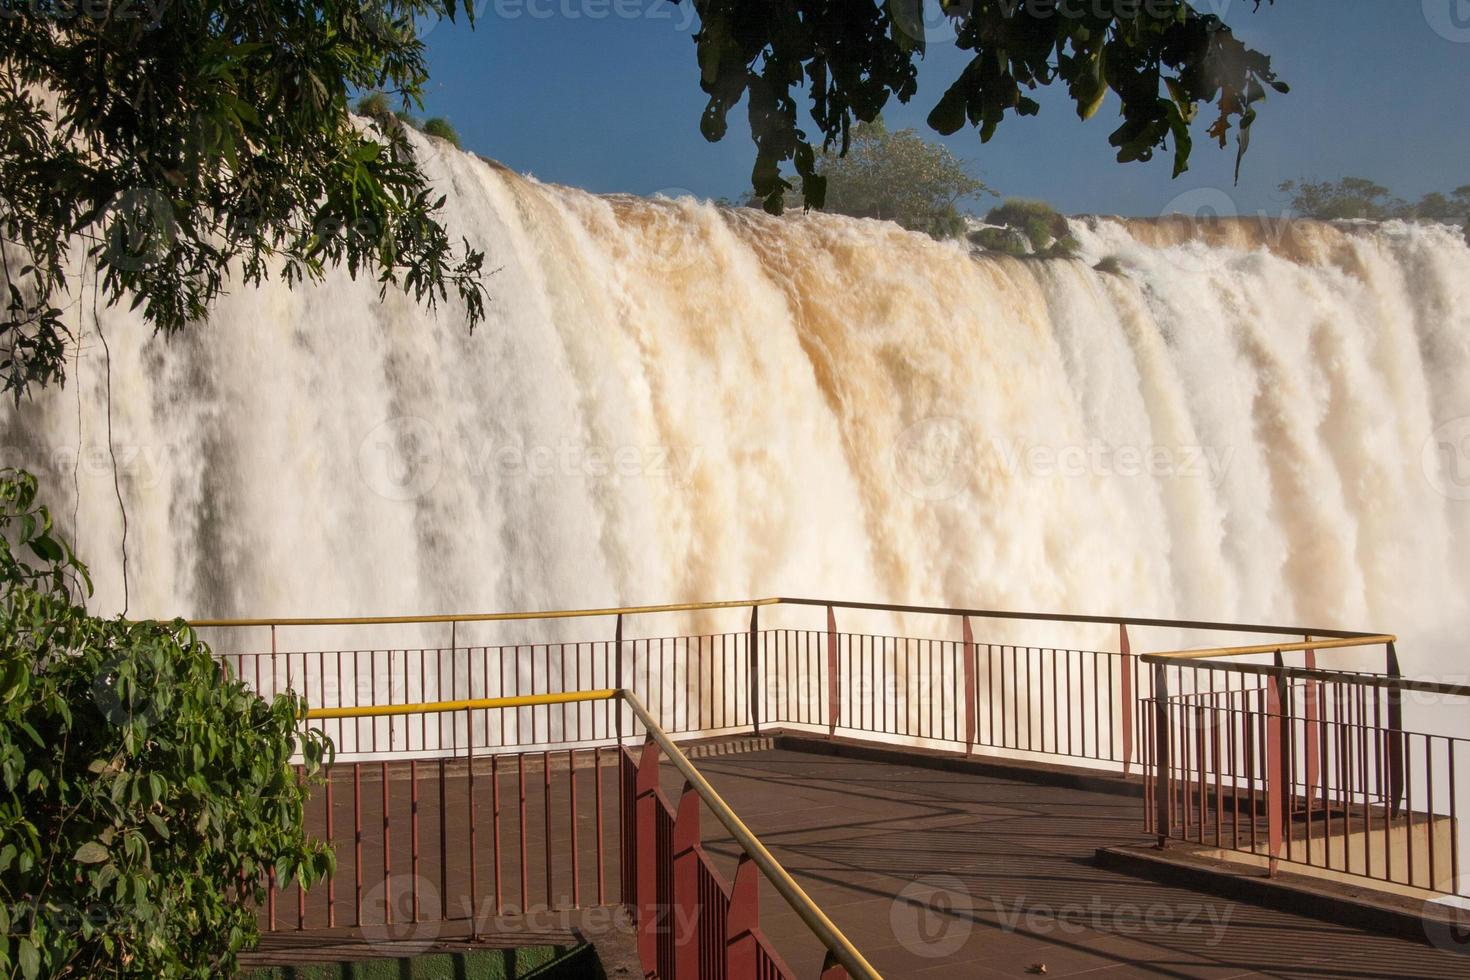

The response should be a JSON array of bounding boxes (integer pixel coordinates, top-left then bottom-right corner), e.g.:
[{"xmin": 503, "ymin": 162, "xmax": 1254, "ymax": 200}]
[
  {"xmin": 1386, "ymin": 641, "xmax": 1405, "ymax": 817},
  {"xmin": 1152, "ymin": 663, "xmax": 1171, "ymax": 848},
  {"xmin": 1265, "ymin": 661, "xmax": 1286, "ymax": 876},
  {"xmin": 620, "ymin": 748, "xmax": 636, "ymax": 907},
  {"xmin": 466, "ymin": 708, "xmax": 478, "ymax": 937},
  {"xmin": 749, "ymin": 606, "xmax": 761, "ymax": 734},
  {"xmin": 614, "ymin": 614, "xmax": 624, "ymax": 744},
  {"xmin": 635, "ymin": 740, "xmax": 662, "ymax": 973},
  {"xmin": 1119, "ymin": 624, "xmax": 1134, "ymax": 775},
  {"xmin": 672, "ymin": 783, "xmax": 702, "ymax": 980},
  {"xmin": 821, "ymin": 950, "xmax": 852, "ymax": 979},
  {"xmin": 726, "ymin": 854, "xmax": 760, "ymax": 978},
  {"xmin": 827, "ymin": 605, "xmax": 839, "ymax": 738},
  {"xmin": 962, "ymin": 617, "xmax": 977, "ymax": 755},
  {"xmin": 1302, "ymin": 640, "xmax": 1320, "ymax": 804}
]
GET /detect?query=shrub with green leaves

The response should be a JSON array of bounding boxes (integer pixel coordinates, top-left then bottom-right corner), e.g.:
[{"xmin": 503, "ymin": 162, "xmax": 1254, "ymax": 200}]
[
  {"xmin": 0, "ymin": 469, "xmax": 333, "ymax": 978},
  {"xmin": 420, "ymin": 119, "xmax": 463, "ymax": 149},
  {"xmin": 970, "ymin": 199, "xmax": 1080, "ymax": 260}
]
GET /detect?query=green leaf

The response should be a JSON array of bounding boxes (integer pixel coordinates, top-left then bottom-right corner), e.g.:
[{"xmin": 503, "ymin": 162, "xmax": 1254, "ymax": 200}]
[
  {"xmin": 146, "ymin": 812, "xmax": 171, "ymax": 840},
  {"xmin": 18, "ymin": 938, "xmax": 38, "ymax": 980},
  {"xmin": 74, "ymin": 841, "xmax": 109, "ymax": 864}
]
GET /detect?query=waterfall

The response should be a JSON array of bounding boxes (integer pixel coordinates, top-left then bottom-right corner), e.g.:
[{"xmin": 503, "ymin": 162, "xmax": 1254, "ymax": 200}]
[{"xmin": 5, "ymin": 133, "xmax": 1469, "ymax": 680}]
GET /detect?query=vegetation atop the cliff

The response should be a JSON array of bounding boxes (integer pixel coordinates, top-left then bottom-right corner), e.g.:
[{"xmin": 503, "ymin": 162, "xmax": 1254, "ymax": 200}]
[
  {"xmin": 971, "ymin": 199, "xmax": 1080, "ymax": 259},
  {"xmin": 356, "ymin": 93, "xmax": 463, "ymax": 149},
  {"xmin": 753, "ymin": 120, "xmax": 993, "ymax": 240},
  {"xmin": 1281, "ymin": 177, "xmax": 1470, "ymax": 241}
]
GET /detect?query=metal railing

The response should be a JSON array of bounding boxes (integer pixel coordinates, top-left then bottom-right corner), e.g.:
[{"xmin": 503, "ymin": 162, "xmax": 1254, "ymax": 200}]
[
  {"xmin": 205, "ymin": 597, "xmax": 1465, "ymax": 923},
  {"xmin": 277, "ymin": 688, "xmax": 877, "ymax": 980},
  {"xmin": 1142, "ymin": 637, "xmax": 1467, "ymax": 895},
  {"xmin": 199, "ymin": 596, "xmax": 1384, "ymax": 769}
]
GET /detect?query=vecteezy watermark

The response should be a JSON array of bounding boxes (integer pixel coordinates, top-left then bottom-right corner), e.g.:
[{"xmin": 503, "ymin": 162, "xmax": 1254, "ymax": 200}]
[
  {"xmin": 97, "ymin": 186, "xmax": 177, "ymax": 272},
  {"xmin": 888, "ymin": 0, "xmax": 969, "ymax": 45},
  {"xmin": 642, "ymin": 187, "xmax": 705, "ymax": 276},
  {"xmin": 907, "ymin": 0, "xmax": 1245, "ymax": 42},
  {"xmin": 356, "ymin": 416, "xmax": 702, "ymax": 502},
  {"xmin": 1157, "ymin": 186, "xmax": 1300, "ymax": 275},
  {"xmin": 891, "ymin": 417, "xmax": 974, "ymax": 501},
  {"xmin": 890, "ymin": 875, "xmax": 974, "ymax": 958},
  {"xmin": 0, "ymin": 0, "xmax": 169, "ymax": 28},
  {"xmin": 91, "ymin": 648, "xmax": 173, "ymax": 730},
  {"xmin": 411, "ymin": 0, "xmax": 697, "ymax": 37},
  {"xmin": 1422, "ymin": 877, "xmax": 1470, "ymax": 955},
  {"xmin": 1422, "ymin": 416, "xmax": 1470, "ymax": 502},
  {"xmin": 361, "ymin": 874, "xmax": 444, "ymax": 955},
  {"xmin": 993, "ymin": 894, "xmax": 1236, "ymax": 945},
  {"xmin": 1424, "ymin": 0, "xmax": 1470, "ymax": 43},
  {"xmin": 357, "ymin": 416, "xmax": 444, "ymax": 502},
  {"xmin": 892, "ymin": 419, "xmax": 1234, "ymax": 501},
  {"xmin": 0, "ymin": 442, "xmax": 173, "ymax": 492},
  {"xmin": 990, "ymin": 438, "xmax": 1234, "ymax": 487}
]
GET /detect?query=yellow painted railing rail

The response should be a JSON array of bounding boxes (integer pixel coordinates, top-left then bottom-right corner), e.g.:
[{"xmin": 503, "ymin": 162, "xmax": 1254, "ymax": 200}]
[
  {"xmin": 305, "ymin": 689, "xmax": 616, "ymax": 721},
  {"xmin": 1143, "ymin": 634, "xmax": 1397, "ymax": 662}
]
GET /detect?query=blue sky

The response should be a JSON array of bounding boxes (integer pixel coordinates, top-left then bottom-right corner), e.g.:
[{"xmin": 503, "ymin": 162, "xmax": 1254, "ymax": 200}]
[{"xmin": 416, "ymin": 1, "xmax": 1470, "ymax": 217}]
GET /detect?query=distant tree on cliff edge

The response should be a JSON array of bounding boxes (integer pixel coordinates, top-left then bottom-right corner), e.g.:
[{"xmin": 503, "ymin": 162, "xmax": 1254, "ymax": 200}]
[
  {"xmin": 757, "ymin": 120, "xmax": 994, "ymax": 239},
  {"xmin": 1280, "ymin": 178, "xmax": 1470, "ymax": 241},
  {"xmin": 2, "ymin": 1, "xmax": 1283, "ymax": 400}
]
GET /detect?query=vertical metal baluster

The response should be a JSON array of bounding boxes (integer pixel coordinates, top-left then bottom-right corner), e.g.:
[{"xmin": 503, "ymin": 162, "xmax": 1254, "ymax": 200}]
[
  {"xmin": 468, "ymin": 708, "xmax": 478, "ymax": 932},
  {"xmin": 569, "ymin": 749, "xmax": 580, "ymax": 907},
  {"xmin": 382, "ymin": 760, "xmax": 392, "ymax": 926},
  {"xmin": 411, "ymin": 760, "xmax": 420, "ymax": 923}
]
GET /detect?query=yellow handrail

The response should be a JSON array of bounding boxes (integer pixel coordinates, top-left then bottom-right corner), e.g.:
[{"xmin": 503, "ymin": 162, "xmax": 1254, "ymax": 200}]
[
  {"xmin": 1143, "ymin": 634, "xmax": 1397, "ymax": 663},
  {"xmin": 620, "ymin": 689, "xmax": 882, "ymax": 980},
  {"xmin": 305, "ymin": 689, "xmax": 616, "ymax": 720}
]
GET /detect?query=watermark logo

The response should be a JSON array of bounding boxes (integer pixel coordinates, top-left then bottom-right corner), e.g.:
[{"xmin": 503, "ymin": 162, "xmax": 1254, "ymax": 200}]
[
  {"xmin": 1424, "ymin": 1, "xmax": 1470, "ymax": 43},
  {"xmin": 441, "ymin": 0, "xmax": 702, "ymax": 35},
  {"xmin": 357, "ymin": 416, "xmax": 444, "ymax": 502},
  {"xmin": 1423, "ymin": 416, "xmax": 1470, "ymax": 501},
  {"xmin": 355, "ymin": 418, "xmax": 701, "ymax": 502},
  {"xmin": 0, "ymin": 0, "xmax": 168, "ymax": 28},
  {"xmin": 892, "ymin": 417, "xmax": 973, "ymax": 501},
  {"xmin": 91, "ymin": 652, "xmax": 169, "ymax": 730},
  {"xmin": 1156, "ymin": 186, "xmax": 1301, "ymax": 276},
  {"xmin": 889, "ymin": 0, "xmax": 970, "ymax": 46},
  {"xmin": 0, "ymin": 443, "xmax": 172, "ymax": 492},
  {"xmin": 361, "ymin": 874, "xmax": 444, "ymax": 955},
  {"xmin": 98, "ymin": 187, "xmax": 176, "ymax": 273},
  {"xmin": 993, "ymin": 894, "xmax": 1235, "ymax": 944},
  {"xmin": 892, "ymin": 422, "xmax": 1234, "ymax": 501},
  {"xmin": 990, "ymin": 438, "xmax": 1234, "ymax": 488},
  {"xmin": 1422, "ymin": 876, "xmax": 1470, "ymax": 955},
  {"xmin": 643, "ymin": 187, "xmax": 704, "ymax": 276},
  {"xmin": 890, "ymin": 875, "xmax": 974, "ymax": 958}
]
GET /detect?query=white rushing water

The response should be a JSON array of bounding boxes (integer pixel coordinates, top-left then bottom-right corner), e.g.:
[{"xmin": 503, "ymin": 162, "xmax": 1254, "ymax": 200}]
[{"xmin": 5, "ymin": 133, "xmax": 1470, "ymax": 678}]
